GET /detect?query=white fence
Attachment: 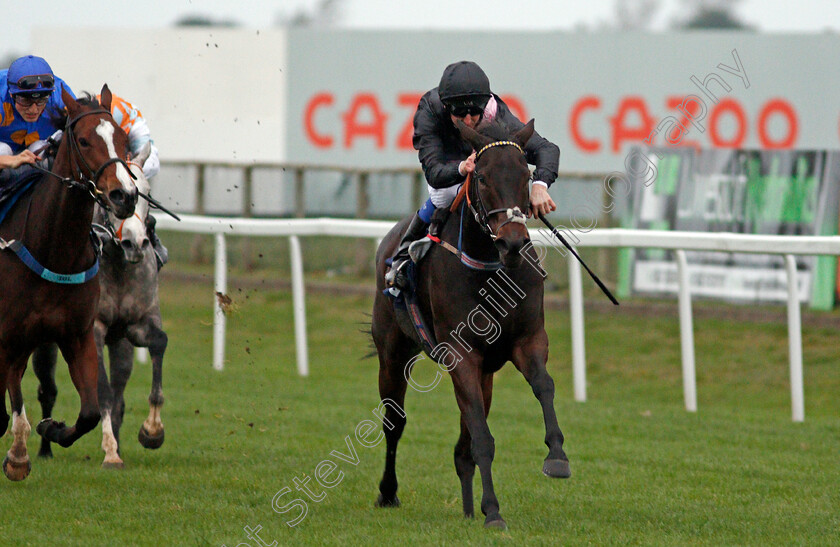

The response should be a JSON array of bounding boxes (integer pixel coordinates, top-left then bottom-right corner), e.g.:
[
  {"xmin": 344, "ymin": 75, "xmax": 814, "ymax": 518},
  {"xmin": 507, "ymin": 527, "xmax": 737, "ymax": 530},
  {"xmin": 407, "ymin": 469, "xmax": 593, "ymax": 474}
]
[{"xmin": 155, "ymin": 215, "xmax": 840, "ymax": 422}]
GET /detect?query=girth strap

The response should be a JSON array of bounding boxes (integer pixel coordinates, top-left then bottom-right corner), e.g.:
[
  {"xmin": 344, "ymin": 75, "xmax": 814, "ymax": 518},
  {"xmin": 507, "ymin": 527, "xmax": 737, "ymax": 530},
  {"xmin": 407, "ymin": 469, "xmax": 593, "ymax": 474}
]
[{"xmin": 0, "ymin": 237, "xmax": 99, "ymax": 284}]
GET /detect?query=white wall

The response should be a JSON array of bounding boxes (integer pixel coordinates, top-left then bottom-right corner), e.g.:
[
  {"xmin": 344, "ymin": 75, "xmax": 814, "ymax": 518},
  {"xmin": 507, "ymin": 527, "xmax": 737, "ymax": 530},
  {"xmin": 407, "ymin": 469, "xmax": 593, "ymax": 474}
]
[{"xmin": 33, "ymin": 27, "xmax": 288, "ymax": 163}]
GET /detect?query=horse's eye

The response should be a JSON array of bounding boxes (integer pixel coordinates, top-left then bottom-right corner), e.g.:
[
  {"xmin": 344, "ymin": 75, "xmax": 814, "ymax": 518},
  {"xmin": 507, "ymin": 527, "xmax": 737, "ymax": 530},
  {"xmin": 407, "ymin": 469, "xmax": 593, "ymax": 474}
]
[{"xmin": 78, "ymin": 138, "xmax": 90, "ymax": 147}]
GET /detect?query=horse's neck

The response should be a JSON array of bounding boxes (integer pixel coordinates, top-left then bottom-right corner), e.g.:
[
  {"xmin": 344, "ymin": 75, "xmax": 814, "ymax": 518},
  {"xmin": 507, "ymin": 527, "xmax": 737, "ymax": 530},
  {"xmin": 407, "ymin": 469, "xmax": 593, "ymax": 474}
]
[
  {"xmin": 451, "ymin": 204, "xmax": 500, "ymax": 262},
  {"xmin": 25, "ymin": 155, "xmax": 96, "ymax": 271}
]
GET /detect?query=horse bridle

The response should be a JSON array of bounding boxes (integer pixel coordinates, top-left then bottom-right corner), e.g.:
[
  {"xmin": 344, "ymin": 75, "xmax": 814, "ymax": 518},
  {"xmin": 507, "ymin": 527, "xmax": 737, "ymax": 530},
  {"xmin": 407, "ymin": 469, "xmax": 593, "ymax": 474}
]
[
  {"xmin": 467, "ymin": 140, "xmax": 529, "ymax": 240},
  {"xmin": 32, "ymin": 108, "xmax": 136, "ymax": 212},
  {"xmin": 66, "ymin": 109, "xmax": 137, "ymax": 208}
]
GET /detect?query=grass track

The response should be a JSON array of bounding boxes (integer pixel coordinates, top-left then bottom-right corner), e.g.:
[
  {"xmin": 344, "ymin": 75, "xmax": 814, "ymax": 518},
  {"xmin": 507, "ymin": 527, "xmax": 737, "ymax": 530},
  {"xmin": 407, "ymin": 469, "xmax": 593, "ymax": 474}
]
[{"xmin": 1, "ymin": 276, "xmax": 838, "ymax": 546}]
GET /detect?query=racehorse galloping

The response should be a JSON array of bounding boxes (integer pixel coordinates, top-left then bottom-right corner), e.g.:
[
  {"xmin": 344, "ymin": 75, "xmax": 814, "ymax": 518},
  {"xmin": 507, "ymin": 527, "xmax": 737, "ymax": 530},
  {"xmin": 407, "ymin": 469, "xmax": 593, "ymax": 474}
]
[
  {"xmin": 371, "ymin": 119, "xmax": 570, "ymax": 528},
  {"xmin": 0, "ymin": 86, "xmax": 137, "ymax": 481},
  {"xmin": 34, "ymin": 150, "xmax": 167, "ymax": 468}
]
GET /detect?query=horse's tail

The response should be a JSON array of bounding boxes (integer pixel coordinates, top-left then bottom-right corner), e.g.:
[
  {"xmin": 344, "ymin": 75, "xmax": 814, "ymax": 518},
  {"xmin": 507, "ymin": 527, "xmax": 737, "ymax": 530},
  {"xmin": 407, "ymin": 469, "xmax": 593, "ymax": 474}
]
[{"xmin": 358, "ymin": 314, "xmax": 378, "ymax": 360}]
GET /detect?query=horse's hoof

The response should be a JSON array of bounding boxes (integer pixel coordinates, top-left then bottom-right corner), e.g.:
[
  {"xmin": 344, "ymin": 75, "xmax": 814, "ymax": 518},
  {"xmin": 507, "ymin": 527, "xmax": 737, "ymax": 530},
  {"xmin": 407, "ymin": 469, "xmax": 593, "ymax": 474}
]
[
  {"xmin": 542, "ymin": 458, "xmax": 571, "ymax": 478},
  {"xmin": 138, "ymin": 426, "xmax": 164, "ymax": 449},
  {"xmin": 3, "ymin": 455, "xmax": 31, "ymax": 481},
  {"xmin": 102, "ymin": 460, "xmax": 125, "ymax": 470},
  {"xmin": 36, "ymin": 418, "xmax": 65, "ymax": 441},
  {"xmin": 375, "ymin": 493, "xmax": 400, "ymax": 508},
  {"xmin": 37, "ymin": 448, "xmax": 53, "ymax": 459},
  {"xmin": 484, "ymin": 515, "xmax": 507, "ymax": 530}
]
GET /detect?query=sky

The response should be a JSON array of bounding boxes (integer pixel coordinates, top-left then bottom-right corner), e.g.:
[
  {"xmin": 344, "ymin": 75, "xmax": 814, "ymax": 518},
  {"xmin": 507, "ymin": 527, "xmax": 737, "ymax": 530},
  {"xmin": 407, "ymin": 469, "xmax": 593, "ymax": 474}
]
[{"xmin": 3, "ymin": 0, "xmax": 840, "ymax": 58}]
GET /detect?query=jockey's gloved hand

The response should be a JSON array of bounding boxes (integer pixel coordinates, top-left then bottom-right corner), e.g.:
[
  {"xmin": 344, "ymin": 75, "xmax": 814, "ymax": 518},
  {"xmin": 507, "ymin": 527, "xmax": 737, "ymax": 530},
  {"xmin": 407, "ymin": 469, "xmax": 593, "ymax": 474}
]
[
  {"xmin": 47, "ymin": 129, "xmax": 63, "ymax": 146},
  {"xmin": 145, "ymin": 213, "xmax": 157, "ymax": 236}
]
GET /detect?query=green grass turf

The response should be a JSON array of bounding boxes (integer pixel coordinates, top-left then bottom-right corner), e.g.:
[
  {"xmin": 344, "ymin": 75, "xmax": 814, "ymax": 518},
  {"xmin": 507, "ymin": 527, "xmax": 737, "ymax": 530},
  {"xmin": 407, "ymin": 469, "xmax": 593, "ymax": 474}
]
[{"xmin": 1, "ymin": 276, "xmax": 838, "ymax": 546}]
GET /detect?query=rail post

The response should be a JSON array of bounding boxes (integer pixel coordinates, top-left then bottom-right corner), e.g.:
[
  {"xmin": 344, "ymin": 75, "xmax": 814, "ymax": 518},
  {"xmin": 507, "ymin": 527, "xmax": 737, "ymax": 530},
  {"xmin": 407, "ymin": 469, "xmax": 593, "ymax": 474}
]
[
  {"xmin": 241, "ymin": 166, "xmax": 254, "ymax": 271},
  {"xmin": 356, "ymin": 171, "xmax": 371, "ymax": 275},
  {"xmin": 785, "ymin": 255, "xmax": 805, "ymax": 422},
  {"xmin": 213, "ymin": 232, "xmax": 227, "ymax": 371},
  {"xmin": 190, "ymin": 164, "xmax": 206, "ymax": 263}
]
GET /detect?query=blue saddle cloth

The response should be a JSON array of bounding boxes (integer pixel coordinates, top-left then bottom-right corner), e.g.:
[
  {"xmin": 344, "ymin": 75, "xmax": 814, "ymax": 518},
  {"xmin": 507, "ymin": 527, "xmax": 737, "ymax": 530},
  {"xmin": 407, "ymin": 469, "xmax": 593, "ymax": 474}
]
[{"xmin": 0, "ymin": 168, "xmax": 42, "ymax": 226}]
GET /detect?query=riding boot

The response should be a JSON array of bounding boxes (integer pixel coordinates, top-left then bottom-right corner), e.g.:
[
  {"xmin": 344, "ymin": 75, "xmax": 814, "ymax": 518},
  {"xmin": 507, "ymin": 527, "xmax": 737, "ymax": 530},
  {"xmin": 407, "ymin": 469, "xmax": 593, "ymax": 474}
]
[
  {"xmin": 385, "ymin": 212, "xmax": 429, "ymax": 292},
  {"xmin": 145, "ymin": 214, "xmax": 169, "ymax": 271},
  {"xmin": 429, "ymin": 207, "xmax": 451, "ymax": 238}
]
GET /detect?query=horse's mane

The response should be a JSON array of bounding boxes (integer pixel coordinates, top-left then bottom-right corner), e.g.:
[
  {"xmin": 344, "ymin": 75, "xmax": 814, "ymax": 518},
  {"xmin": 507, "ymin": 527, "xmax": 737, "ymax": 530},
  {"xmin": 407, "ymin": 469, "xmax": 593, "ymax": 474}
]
[{"xmin": 52, "ymin": 92, "xmax": 102, "ymax": 127}]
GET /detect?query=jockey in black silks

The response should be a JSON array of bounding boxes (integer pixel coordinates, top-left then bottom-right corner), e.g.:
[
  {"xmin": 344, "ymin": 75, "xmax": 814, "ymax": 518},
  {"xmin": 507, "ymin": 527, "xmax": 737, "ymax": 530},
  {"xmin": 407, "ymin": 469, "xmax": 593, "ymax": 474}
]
[{"xmin": 385, "ymin": 60, "xmax": 560, "ymax": 295}]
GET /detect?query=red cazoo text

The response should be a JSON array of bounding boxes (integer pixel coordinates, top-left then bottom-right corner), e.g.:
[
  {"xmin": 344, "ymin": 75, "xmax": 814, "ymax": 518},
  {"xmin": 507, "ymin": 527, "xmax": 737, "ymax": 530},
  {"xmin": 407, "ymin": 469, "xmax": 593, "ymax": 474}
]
[
  {"xmin": 570, "ymin": 95, "xmax": 800, "ymax": 153},
  {"xmin": 303, "ymin": 92, "xmax": 528, "ymax": 150}
]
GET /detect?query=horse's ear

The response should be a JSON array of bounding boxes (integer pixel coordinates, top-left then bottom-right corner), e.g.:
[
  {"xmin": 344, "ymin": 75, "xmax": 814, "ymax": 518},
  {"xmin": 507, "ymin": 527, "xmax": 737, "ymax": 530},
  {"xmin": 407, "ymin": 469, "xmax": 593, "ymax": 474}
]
[
  {"xmin": 62, "ymin": 87, "xmax": 80, "ymax": 119},
  {"xmin": 456, "ymin": 120, "xmax": 493, "ymax": 150},
  {"xmin": 513, "ymin": 119, "xmax": 535, "ymax": 148},
  {"xmin": 131, "ymin": 141, "xmax": 152, "ymax": 166},
  {"xmin": 100, "ymin": 84, "xmax": 113, "ymax": 112}
]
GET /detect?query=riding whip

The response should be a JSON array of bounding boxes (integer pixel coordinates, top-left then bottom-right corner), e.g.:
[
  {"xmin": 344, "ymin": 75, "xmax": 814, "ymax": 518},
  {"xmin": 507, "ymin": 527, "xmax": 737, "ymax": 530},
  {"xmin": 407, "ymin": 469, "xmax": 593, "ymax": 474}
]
[
  {"xmin": 538, "ymin": 213, "xmax": 619, "ymax": 306},
  {"xmin": 139, "ymin": 192, "xmax": 181, "ymax": 221}
]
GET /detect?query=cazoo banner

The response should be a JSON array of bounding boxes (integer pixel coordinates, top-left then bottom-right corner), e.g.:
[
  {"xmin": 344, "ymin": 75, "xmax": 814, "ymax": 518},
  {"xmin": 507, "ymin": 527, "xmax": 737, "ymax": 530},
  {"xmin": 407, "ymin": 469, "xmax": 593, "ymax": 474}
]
[{"xmin": 33, "ymin": 29, "xmax": 840, "ymax": 172}]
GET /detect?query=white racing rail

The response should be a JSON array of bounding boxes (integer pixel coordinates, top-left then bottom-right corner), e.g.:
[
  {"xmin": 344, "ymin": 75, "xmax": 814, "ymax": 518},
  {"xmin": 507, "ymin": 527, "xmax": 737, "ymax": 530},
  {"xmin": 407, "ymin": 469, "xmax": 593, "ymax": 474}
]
[{"xmin": 156, "ymin": 215, "xmax": 840, "ymax": 422}]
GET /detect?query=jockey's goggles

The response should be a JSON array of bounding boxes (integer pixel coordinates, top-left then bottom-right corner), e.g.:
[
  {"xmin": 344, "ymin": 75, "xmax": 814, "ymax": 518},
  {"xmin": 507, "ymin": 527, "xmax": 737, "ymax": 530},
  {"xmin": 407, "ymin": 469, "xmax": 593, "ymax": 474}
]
[
  {"xmin": 450, "ymin": 105, "xmax": 484, "ymax": 117},
  {"xmin": 14, "ymin": 95, "xmax": 49, "ymax": 107},
  {"xmin": 14, "ymin": 73, "xmax": 55, "ymax": 91}
]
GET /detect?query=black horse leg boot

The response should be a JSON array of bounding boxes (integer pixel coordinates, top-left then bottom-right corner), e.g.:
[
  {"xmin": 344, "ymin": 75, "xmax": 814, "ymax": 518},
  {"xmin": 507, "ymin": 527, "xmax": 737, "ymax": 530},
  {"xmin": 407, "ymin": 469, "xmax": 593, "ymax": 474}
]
[
  {"xmin": 385, "ymin": 212, "xmax": 429, "ymax": 293},
  {"xmin": 145, "ymin": 214, "xmax": 169, "ymax": 270}
]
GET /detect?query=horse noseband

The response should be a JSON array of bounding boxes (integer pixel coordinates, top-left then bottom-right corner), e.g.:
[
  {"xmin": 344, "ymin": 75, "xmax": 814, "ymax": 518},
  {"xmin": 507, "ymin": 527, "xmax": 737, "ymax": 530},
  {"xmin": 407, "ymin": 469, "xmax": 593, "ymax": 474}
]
[{"xmin": 482, "ymin": 206, "xmax": 527, "ymax": 236}]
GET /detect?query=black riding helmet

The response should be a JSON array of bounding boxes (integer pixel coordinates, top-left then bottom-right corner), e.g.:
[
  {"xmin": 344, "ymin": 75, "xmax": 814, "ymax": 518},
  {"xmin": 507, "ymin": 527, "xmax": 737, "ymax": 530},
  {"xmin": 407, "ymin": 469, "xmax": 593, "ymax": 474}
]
[{"xmin": 438, "ymin": 61, "xmax": 492, "ymax": 112}]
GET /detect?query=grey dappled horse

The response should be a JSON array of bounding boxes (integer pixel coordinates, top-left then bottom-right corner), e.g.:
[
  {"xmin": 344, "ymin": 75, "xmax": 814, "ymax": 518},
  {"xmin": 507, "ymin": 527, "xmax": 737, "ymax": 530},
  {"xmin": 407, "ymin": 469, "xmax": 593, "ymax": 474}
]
[{"xmin": 34, "ymin": 145, "xmax": 167, "ymax": 468}]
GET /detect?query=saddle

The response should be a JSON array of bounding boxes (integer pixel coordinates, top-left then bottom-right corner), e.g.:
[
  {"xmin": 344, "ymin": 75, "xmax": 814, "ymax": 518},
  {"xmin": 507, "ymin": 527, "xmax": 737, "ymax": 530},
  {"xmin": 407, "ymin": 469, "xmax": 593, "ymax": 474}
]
[{"xmin": 388, "ymin": 199, "xmax": 504, "ymax": 358}]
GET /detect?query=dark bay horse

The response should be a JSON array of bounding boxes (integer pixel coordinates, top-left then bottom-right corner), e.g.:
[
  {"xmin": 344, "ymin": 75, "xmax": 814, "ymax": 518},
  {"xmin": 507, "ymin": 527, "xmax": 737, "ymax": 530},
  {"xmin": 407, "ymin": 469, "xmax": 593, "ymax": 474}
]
[
  {"xmin": 371, "ymin": 119, "xmax": 570, "ymax": 528},
  {"xmin": 34, "ymin": 151, "xmax": 167, "ymax": 468},
  {"xmin": 0, "ymin": 86, "xmax": 137, "ymax": 481}
]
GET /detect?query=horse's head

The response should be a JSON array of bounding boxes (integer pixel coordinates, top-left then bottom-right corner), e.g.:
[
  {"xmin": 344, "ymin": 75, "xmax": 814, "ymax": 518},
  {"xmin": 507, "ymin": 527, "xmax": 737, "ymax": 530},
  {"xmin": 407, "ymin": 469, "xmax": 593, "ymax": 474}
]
[
  {"xmin": 59, "ymin": 84, "xmax": 138, "ymax": 219},
  {"xmin": 94, "ymin": 150, "xmax": 152, "ymax": 264},
  {"xmin": 458, "ymin": 119, "xmax": 535, "ymax": 268}
]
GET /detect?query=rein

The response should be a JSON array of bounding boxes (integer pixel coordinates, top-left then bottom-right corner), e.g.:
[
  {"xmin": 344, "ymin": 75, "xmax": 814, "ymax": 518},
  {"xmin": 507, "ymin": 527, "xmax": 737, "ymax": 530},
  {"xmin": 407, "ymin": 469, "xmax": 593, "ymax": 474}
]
[
  {"xmin": 429, "ymin": 139, "xmax": 529, "ymax": 271},
  {"xmin": 0, "ymin": 107, "xmax": 130, "ymax": 284},
  {"xmin": 29, "ymin": 109, "xmax": 136, "ymax": 212}
]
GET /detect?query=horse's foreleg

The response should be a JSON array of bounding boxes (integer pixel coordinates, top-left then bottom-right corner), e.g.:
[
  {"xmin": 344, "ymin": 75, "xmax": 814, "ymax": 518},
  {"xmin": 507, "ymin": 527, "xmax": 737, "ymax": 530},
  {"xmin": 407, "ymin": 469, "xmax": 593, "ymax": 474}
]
[
  {"xmin": 452, "ymin": 366, "xmax": 505, "ymax": 529},
  {"xmin": 512, "ymin": 332, "xmax": 570, "ymax": 478},
  {"xmin": 454, "ymin": 417, "xmax": 475, "ymax": 518},
  {"xmin": 37, "ymin": 331, "xmax": 100, "ymax": 448},
  {"xmin": 95, "ymin": 323, "xmax": 123, "ymax": 469},
  {"xmin": 105, "ymin": 338, "xmax": 134, "ymax": 450},
  {"xmin": 4, "ymin": 356, "xmax": 32, "ymax": 481},
  {"xmin": 128, "ymin": 320, "xmax": 167, "ymax": 449},
  {"xmin": 32, "ymin": 343, "xmax": 58, "ymax": 458},
  {"xmin": 0, "ymin": 363, "xmax": 9, "ymax": 438},
  {"xmin": 454, "ymin": 372, "xmax": 493, "ymax": 519}
]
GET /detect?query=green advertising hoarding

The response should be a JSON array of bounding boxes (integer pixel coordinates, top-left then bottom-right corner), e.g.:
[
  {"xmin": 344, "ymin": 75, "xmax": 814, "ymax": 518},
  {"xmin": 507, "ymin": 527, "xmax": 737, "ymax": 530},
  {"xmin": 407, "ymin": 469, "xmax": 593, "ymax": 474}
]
[{"xmin": 620, "ymin": 149, "xmax": 840, "ymax": 310}]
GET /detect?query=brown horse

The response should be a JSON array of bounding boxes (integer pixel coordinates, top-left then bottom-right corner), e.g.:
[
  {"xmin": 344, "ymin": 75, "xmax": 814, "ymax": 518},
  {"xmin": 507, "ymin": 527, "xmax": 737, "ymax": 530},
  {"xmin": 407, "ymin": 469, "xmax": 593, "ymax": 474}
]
[
  {"xmin": 371, "ymin": 119, "xmax": 570, "ymax": 529},
  {"xmin": 33, "ymin": 157, "xmax": 167, "ymax": 468},
  {"xmin": 0, "ymin": 85, "xmax": 137, "ymax": 481}
]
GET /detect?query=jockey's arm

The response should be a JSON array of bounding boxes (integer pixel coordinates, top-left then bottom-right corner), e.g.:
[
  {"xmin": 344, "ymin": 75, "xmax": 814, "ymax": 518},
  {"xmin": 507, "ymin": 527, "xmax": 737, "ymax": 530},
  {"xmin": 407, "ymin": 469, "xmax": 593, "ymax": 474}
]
[
  {"xmin": 142, "ymin": 144, "xmax": 160, "ymax": 179},
  {"xmin": 125, "ymin": 116, "xmax": 160, "ymax": 179},
  {"xmin": 0, "ymin": 143, "xmax": 39, "ymax": 170}
]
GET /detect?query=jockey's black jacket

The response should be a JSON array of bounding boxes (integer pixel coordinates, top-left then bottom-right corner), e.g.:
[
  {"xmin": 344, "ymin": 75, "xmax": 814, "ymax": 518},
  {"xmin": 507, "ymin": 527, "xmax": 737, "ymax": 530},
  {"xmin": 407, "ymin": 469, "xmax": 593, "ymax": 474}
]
[{"xmin": 412, "ymin": 88, "xmax": 560, "ymax": 190}]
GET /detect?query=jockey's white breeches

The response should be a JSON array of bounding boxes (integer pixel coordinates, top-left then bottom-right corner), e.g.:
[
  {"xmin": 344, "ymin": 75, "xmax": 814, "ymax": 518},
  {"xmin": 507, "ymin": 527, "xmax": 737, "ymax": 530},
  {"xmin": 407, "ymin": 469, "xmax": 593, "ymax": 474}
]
[{"xmin": 428, "ymin": 183, "xmax": 463, "ymax": 209}]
